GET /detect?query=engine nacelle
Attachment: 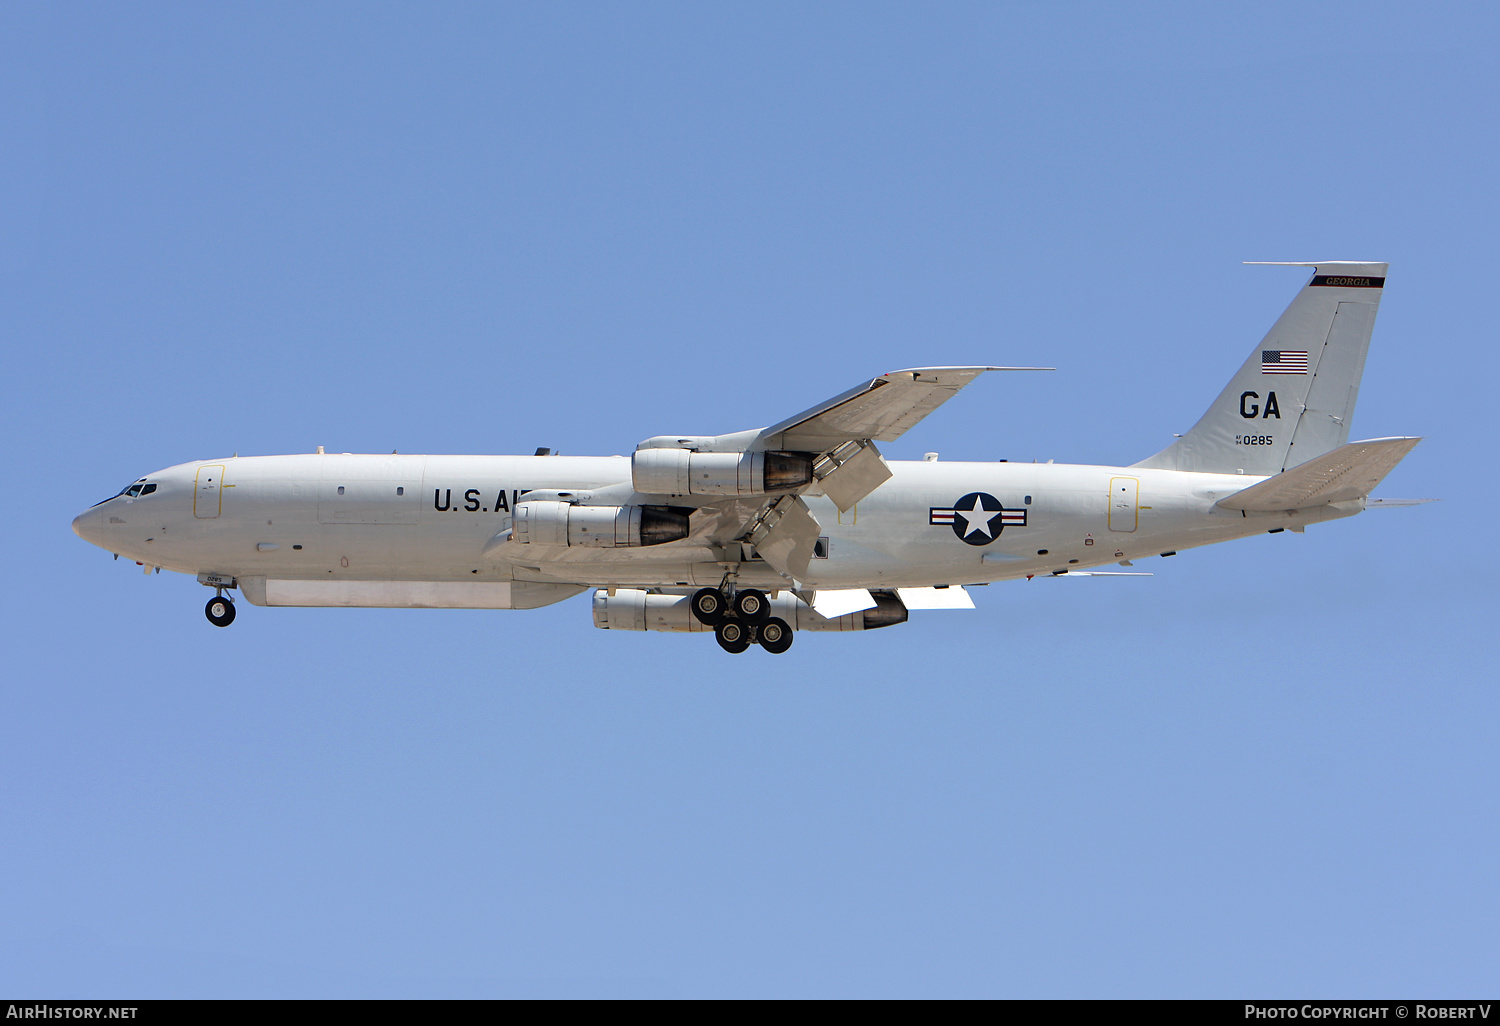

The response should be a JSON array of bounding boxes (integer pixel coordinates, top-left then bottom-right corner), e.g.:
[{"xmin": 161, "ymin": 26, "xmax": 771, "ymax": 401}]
[
  {"xmin": 512, "ymin": 502, "xmax": 689, "ymax": 547},
  {"xmin": 592, "ymin": 589, "xmax": 907, "ymax": 632},
  {"xmin": 631, "ymin": 448, "xmax": 813, "ymax": 497}
]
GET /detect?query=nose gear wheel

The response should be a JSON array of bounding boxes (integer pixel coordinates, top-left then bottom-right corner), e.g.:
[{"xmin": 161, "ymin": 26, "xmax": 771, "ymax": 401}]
[{"xmin": 205, "ymin": 595, "xmax": 236, "ymax": 627}]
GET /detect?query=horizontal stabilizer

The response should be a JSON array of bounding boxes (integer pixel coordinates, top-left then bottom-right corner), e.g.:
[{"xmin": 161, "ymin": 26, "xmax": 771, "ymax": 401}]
[
  {"xmin": 1216, "ymin": 436, "xmax": 1421, "ymax": 512},
  {"xmin": 896, "ymin": 586, "xmax": 975, "ymax": 609},
  {"xmin": 1366, "ymin": 497, "xmax": 1439, "ymax": 508}
]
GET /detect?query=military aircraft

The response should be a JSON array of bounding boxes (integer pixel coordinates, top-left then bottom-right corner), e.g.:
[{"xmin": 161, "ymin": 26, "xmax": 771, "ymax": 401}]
[{"xmin": 73, "ymin": 262, "xmax": 1426, "ymax": 654}]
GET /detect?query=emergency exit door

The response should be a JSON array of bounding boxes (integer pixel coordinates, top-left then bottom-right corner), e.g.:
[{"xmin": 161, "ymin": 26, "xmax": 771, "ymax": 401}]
[
  {"xmin": 194, "ymin": 465, "xmax": 225, "ymax": 519},
  {"xmin": 1108, "ymin": 476, "xmax": 1138, "ymax": 532}
]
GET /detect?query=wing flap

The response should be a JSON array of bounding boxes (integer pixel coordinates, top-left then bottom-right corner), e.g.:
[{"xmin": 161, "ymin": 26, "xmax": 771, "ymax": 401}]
[
  {"xmin": 896, "ymin": 586, "xmax": 975, "ymax": 609},
  {"xmin": 812, "ymin": 589, "xmax": 877, "ymax": 618},
  {"xmin": 1216, "ymin": 436, "xmax": 1422, "ymax": 512},
  {"xmin": 745, "ymin": 494, "xmax": 822, "ymax": 580},
  {"xmin": 815, "ymin": 441, "xmax": 894, "ymax": 512}
]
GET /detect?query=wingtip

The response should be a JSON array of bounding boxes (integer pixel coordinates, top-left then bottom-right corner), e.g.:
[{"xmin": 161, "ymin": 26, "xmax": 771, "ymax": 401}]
[
  {"xmin": 883, "ymin": 365, "xmax": 1055, "ymax": 376},
  {"xmin": 1244, "ymin": 260, "xmax": 1389, "ymax": 269}
]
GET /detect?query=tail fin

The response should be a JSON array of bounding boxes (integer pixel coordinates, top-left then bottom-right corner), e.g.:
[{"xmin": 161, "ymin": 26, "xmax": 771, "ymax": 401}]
[{"xmin": 1134, "ymin": 262, "xmax": 1387, "ymax": 476}]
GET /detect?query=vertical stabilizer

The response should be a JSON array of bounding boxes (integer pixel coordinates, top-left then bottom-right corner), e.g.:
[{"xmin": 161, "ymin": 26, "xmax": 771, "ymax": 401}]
[{"xmin": 1134, "ymin": 263, "xmax": 1387, "ymax": 476}]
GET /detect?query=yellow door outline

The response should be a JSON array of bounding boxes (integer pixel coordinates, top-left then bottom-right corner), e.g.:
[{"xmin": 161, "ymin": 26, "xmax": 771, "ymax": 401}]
[
  {"xmin": 1108, "ymin": 476, "xmax": 1138, "ymax": 532},
  {"xmin": 194, "ymin": 465, "xmax": 225, "ymax": 519}
]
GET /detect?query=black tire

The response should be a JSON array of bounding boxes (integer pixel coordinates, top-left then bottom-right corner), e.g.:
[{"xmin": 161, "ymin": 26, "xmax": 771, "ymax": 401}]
[
  {"xmin": 734, "ymin": 588, "xmax": 771, "ymax": 623},
  {"xmin": 758, "ymin": 617, "xmax": 793, "ymax": 655},
  {"xmin": 205, "ymin": 595, "xmax": 236, "ymax": 627},
  {"xmin": 691, "ymin": 587, "xmax": 726, "ymax": 626},
  {"xmin": 715, "ymin": 620, "xmax": 751, "ymax": 654}
]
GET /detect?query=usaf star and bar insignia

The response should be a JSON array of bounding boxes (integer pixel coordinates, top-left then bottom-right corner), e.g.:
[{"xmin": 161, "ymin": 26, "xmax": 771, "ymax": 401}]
[{"xmin": 929, "ymin": 492, "xmax": 1026, "ymax": 546}]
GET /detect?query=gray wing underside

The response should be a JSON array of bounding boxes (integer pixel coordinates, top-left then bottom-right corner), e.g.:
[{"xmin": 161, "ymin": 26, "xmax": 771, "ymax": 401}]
[
  {"xmin": 687, "ymin": 498, "xmax": 767, "ymax": 546},
  {"xmin": 755, "ymin": 365, "xmax": 1049, "ymax": 452}
]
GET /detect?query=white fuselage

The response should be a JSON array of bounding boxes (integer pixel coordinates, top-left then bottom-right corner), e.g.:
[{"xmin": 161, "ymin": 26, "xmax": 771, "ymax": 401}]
[{"xmin": 72, "ymin": 452, "xmax": 1358, "ymax": 605}]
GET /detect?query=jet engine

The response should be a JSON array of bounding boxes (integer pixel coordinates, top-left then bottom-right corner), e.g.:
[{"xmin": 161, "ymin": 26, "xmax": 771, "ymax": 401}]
[
  {"xmin": 631, "ymin": 448, "xmax": 813, "ymax": 497},
  {"xmin": 512, "ymin": 502, "xmax": 690, "ymax": 547},
  {"xmin": 592, "ymin": 589, "xmax": 907, "ymax": 632}
]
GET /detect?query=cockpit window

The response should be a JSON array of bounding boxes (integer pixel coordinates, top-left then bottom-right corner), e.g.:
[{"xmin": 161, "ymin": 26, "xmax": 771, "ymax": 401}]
[{"xmin": 91, "ymin": 479, "xmax": 152, "ymax": 507}]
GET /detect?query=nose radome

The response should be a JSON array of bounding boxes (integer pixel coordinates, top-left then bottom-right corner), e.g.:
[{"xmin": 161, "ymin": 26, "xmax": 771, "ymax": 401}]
[{"xmin": 72, "ymin": 508, "xmax": 102, "ymax": 546}]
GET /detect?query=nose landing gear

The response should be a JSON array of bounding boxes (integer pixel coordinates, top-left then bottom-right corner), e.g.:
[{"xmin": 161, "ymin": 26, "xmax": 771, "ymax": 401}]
[{"xmin": 205, "ymin": 592, "xmax": 236, "ymax": 627}]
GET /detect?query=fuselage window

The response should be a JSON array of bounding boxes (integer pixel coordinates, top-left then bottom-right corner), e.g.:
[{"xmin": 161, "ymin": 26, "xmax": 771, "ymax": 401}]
[
  {"xmin": 337, "ymin": 486, "xmax": 345, "ymax": 495},
  {"xmin": 396, "ymin": 487, "xmax": 404, "ymax": 496}
]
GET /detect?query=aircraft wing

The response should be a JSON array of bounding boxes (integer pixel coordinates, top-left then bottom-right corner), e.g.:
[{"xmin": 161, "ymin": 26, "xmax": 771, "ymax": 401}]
[
  {"xmin": 1216, "ymin": 436, "xmax": 1422, "ymax": 512},
  {"xmin": 653, "ymin": 366, "xmax": 1051, "ymax": 579},
  {"xmin": 756, "ymin": 366, "xmax": 1049, "ymax": 452},
  {"xmin": 754, "ymin": 366, "xmax": 1050, "ymax": 512}
]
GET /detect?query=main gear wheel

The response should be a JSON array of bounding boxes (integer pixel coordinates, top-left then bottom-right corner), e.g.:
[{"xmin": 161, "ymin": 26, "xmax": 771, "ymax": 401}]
[
  {"xmin": 757, "ymin": 617, "xmax": 793, "ymax": 654},
  {"xmin": 714, "ymin": 620, "xmax": 752, "ymax": 654}
]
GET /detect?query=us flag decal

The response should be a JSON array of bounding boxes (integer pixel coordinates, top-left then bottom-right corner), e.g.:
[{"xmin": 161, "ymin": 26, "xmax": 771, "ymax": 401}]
[{"xmin": 1262, "ymin": 350, "xmax": 1309, "ymax": 374}]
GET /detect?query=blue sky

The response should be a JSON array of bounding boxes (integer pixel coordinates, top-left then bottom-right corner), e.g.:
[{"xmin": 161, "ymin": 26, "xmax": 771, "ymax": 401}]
[{"xmin": 2, "ymin": 1, "xmax": 1495, "ymax": 997}]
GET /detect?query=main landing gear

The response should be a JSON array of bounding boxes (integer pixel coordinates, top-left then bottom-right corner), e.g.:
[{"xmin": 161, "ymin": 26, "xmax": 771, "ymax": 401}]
[
  {"xmin": 691, "ymin": 586, "xmax": 793, "ymax": 655},
  {"xmin": 205, "ymin": 592, "xmax": 236, "ymax": 627}
]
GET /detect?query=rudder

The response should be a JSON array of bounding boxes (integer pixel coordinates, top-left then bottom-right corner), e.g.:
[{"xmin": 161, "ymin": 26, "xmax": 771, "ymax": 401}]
[{"xmin": 1134, "ymin": 262, "xmax": 1387, "ymax": 476}]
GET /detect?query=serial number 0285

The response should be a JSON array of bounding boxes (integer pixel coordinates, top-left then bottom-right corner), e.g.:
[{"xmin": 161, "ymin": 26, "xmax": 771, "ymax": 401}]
[{"xmin": 1236, "ymin": 435, "xmax": 1275, "ymax": 445}]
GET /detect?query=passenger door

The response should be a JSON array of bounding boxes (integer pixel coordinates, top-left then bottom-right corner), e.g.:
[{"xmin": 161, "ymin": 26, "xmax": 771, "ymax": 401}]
[
  {"xmin": 194, "ymin": 465, "xmax": 225, "ymax": 519},
  {"xmin": 1108, "ymin": 476, "xmax": 1138, "ymax": 532}
]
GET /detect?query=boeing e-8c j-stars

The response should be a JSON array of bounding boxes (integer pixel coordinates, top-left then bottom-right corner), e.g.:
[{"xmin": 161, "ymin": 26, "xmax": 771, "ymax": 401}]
[{"xmin": 73, "ymin": 262, "xmax": 1427, "ymax": 654}]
